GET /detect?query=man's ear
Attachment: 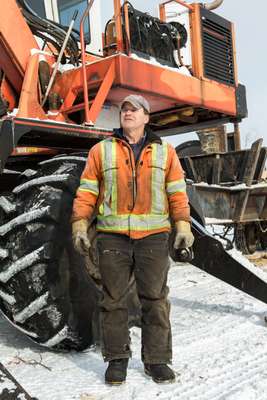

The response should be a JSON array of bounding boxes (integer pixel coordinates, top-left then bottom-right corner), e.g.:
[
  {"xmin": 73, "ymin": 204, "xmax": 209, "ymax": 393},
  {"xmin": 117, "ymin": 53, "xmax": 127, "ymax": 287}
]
[{"xmin": 144, "ymin": 114, "xmax": 149, "ymax": 124}]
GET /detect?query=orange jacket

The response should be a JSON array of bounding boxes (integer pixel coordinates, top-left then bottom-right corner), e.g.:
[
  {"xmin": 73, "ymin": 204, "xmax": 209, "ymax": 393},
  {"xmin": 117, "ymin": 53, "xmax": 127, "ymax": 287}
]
[{"xmin": 72, "ymin": 129, "xmax": 190, "ymax": 239}]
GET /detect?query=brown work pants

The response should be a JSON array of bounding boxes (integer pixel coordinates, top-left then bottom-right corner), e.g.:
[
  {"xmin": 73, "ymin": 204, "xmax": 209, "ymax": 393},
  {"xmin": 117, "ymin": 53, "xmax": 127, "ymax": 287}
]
[{"xmin": 97, "ymin": 231, "xmax": 172, "ymax": 364}]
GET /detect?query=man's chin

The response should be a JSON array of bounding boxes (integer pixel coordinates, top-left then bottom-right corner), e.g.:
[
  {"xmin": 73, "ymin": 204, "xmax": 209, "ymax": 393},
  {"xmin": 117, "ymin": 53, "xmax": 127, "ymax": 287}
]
[{"xmin": 122, "ymin": 123, "xmax": 135, "ymax": 129}]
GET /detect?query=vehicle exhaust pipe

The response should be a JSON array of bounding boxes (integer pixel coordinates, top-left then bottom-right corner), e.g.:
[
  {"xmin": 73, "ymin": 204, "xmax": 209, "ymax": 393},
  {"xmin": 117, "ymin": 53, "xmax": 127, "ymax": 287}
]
[{"xmin": 203, "ymin": 0, "xmax": 224, "ymax": 10}]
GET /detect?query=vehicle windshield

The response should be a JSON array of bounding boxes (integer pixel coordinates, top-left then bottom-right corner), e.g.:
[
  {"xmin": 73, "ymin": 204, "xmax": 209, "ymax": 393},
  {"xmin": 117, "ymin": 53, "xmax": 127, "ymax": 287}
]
[
  {"xmin": 24, "ymin": 0, "xmax": 46, "ymax": 18},
  {"xmin": 58, "ymin": 0, "xmax": 90, "ymax": 40}
]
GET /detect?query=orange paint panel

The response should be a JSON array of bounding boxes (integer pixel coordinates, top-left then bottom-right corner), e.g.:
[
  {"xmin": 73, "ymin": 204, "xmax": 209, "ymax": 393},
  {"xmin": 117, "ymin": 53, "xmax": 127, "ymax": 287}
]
[
  {"xmin": 201, "ymin": 79, "xmax": 236, "ymax": 115},
  {"xmin": 0, "ymin": 40, "xmax": 23, "ymax": 93},
  {"xmin": 53, "ymin": 56, "xmax": 116, "ymax": 104},
  {"xmin": 0, "ymin": 0, "xmax": 39, "ymax": 92},
  {"xmin": 190, "ymin": 4, "xmax": 204, "ymax": 79},
  {"xmin": 17, "ymin": 54, "xmax": 46, "ymax": 119},
  {"xmin": 59, "ymin": 89, "xmax": 77, "ymax": 112},
  {"xmin": 80, "ymin": 0, "xmax": 96, "ymax": 123},
  {"xmin": 51, "ymin": 53, "xmax": 237, "ymax": 123},
  {"xmin": 116, "ymin": 56, "xmax": 237, "ymax": 115},
  {"xmin": 88, "ymin": 61, "xmax": 116, "ymax": 123}
]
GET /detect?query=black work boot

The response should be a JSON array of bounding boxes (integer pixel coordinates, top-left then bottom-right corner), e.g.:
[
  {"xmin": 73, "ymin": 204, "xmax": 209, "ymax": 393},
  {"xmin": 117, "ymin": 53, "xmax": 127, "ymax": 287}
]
[
  {"xmin": 144, "ymin": 363, "xmax": 176, "ymax": 383},
  {"xmin": 105, "ymin": 358, "xmax": 129, "ymax": 385}
]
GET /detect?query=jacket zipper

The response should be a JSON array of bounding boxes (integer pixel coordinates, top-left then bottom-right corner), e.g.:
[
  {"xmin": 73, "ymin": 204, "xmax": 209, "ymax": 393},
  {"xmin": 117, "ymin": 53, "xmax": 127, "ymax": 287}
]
[
  {"xmin": 116, "ymin": 138, "xmax": 153, "ymax": 210},
  {"xmin": 129, "ymin": 145, "xmax": 151, "ymax": 209},
  {"xmin": 127, "ymin": 146, "xmax": 137, "ymax": 209}
]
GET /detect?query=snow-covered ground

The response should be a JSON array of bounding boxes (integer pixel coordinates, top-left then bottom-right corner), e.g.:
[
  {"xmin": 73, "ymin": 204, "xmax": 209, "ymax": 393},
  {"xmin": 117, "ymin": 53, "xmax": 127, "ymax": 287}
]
[{"xmin": 1, "ymin": 252, "xmax": 267, "ymax": 400}]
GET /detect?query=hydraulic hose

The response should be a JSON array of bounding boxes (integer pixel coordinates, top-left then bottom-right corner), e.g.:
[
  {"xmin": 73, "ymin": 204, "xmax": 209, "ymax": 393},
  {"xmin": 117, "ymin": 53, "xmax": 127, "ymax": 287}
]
[{"xmin": 17, "ymin": 0, "xmax": 80, "ymax": 65}]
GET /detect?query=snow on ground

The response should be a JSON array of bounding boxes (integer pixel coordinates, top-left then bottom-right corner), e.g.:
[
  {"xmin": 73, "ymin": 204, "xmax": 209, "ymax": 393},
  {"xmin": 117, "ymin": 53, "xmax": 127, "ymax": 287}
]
[{"xmin": 1, "ymin": 254, "xmax": 267, "ymax": 400}]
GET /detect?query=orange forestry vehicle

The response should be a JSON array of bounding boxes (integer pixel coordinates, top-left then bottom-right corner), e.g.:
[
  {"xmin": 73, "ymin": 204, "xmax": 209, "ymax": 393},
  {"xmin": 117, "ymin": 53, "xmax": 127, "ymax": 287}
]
[{"xmin": 0, "ymin": 0, "xmax": 266, "ymax": 352}]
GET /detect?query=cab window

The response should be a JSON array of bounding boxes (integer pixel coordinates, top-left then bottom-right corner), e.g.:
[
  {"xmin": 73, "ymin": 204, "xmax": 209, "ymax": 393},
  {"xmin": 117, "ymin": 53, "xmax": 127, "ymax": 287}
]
[
  {"xmin": 25, "ymin": 0, "xmax": 46, "ymax": 18},
  {"xmin": 57, "ymin": 0, "xmax": 90, "ymax": 41}
]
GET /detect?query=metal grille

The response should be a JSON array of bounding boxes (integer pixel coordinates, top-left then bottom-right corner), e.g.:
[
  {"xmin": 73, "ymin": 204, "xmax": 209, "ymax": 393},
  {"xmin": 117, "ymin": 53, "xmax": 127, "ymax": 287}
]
[{"xmin": 201, "ymin": 8, "xmax": 235, "ymax": 86}]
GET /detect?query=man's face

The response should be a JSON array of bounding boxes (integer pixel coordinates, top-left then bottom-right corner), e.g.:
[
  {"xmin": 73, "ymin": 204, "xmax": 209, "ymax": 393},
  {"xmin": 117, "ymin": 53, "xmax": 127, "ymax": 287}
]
[{"xmin": 120, "ymin": 102, "xmax": 149, "ymax": 131}]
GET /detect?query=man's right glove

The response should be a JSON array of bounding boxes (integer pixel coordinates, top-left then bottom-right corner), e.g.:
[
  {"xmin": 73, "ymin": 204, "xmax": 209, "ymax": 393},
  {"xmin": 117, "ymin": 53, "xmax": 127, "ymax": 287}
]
[
  {"xmin": 174, "ymin": 221, "xmax": 194, "ymax": 249},
  {"xmin": 72, "ymin": 219, "xmax": 91, "ymax": 255}
]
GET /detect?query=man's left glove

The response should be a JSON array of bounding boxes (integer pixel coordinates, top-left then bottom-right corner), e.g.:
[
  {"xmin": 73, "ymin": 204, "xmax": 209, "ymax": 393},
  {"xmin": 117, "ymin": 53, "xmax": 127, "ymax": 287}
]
[
  {"xmin": 174, "ymin": 221, "xmax": 194, "ymax": 249},
  {"xmin": 72, "ymin": 219, "xmax": 91, "ymax": 255}
]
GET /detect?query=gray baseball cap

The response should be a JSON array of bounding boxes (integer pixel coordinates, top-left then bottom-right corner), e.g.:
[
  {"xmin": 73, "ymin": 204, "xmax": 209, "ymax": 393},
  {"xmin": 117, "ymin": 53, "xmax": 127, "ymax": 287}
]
[{"xmin": 120, "ymin": 94, "xmax": 150, "ymax": 113}]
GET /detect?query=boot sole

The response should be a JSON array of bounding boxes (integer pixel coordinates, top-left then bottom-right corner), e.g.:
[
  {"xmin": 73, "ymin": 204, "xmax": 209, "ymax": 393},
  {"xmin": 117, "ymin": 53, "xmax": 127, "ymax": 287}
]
[
  {"xmin": 105, "ymin": 380, "xmax": 126, "ymax": 386},
  {"xmin": 144, "ymin": 368, "xmax": 176, "ymax": 384}
]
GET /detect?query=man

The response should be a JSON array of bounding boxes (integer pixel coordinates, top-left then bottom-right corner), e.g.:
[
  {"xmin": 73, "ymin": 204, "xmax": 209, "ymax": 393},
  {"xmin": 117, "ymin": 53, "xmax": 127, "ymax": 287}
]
[{"xmin": 72, "ymin": 94, "xmax": 194, "ymax": 385}]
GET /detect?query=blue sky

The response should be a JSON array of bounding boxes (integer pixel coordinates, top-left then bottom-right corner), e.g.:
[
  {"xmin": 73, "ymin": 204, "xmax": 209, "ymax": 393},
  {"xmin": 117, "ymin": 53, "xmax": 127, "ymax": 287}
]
[{"xmin": 100, "ymin": 0, "xmax": 267, "ymax": 148}]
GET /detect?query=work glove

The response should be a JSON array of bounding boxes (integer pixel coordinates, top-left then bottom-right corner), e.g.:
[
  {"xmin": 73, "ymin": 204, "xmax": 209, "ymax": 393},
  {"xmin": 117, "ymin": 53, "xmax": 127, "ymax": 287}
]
[
  {"xmin": 174, "ymin": 221, "xmax": 194, "ymax": 249},
  {"xmin": 72, "ymin": 219, "xmax": 91, "ymax": 255}
]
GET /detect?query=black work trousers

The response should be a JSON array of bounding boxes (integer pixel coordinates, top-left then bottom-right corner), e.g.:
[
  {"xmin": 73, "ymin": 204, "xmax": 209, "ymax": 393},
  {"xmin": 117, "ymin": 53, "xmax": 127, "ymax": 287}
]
[{"xmin": 97, "ymin": 231, "xmax": 172, "ymax": 364}]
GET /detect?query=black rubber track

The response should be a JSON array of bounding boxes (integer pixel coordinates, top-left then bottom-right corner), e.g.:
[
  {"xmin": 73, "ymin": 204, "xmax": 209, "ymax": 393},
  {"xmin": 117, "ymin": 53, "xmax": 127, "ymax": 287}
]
[{"xmin": 0, "ymin": 155, "xmax": 101, "ymax": 351}]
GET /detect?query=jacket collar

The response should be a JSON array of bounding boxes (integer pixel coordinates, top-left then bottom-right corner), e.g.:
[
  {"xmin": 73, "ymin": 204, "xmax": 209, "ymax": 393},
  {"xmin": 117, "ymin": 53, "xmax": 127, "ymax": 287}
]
[{"xmin": 113, "ymin": 127, "xmax": 162, "ymax": 146}]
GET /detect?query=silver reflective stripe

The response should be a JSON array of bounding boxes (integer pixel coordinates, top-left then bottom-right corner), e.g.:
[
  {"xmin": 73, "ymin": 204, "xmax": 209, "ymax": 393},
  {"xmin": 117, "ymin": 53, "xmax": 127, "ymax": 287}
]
[
  {"xmin": 101, "ymin": 139, "xmax": 117, "ymax": 216},
  {"xmin": 166, "ymin": 179, "xmax": 186, "ymax": 196},
  {"xmin": 79, "ymin": 179, "xmax": 99, "ymax": 195},
  {"xmin": 97, "ymin": 213, "xmax": 170, "ymax": 232},
  {"xmin": 151, "ymin": 142, "xmax": 168, "ymax": 214}
]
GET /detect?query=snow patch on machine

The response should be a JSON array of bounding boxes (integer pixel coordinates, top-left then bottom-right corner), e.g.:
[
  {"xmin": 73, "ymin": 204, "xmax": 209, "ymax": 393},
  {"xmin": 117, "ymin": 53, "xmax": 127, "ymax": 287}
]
[
  {"xmin": 0, "ymin": 196, "xmax": 16, "ymax": 214},
  {"xmin": 25, "ymin": 263, "xmax": 47, "ymax": 294},
  {"xmin": 39, "ymin": 156, "xmax": 87, "ymax": 165},
  {"xmin": 0, "ymin": 289, "xmax": 16, "ymax": 305},
  {"xmin": 13, "ymin": 292, "xmax": 49, "ymax": 323},
  {"xmin": 0, "ymin": 247, "xmax": 9, "ymax": 259},
  {"xmin": 20, "ymin": 169, "xmax": 38, "ymax": 178},
  {"xmin": 26, "ymin": 223, "xmax": 47, "ymax": 234},
  {"xmin": 41, "ymin": 325, "xmax": 69, "ymax": 347},
  {"xmin": 13, "ymin": 174, "xmax": 70, "ymax": 194},
  {"xmin": 45, "ymin": 305, "xmax": 62, "ymax": 329},
  {"xmin": 0, "ymin": 246, "xmax": 45, "ymax": 283},
  {"xmin": 0, "ymin": 207, "xmax": 51, "ymax": 237},
  {"xmin": 51, "ymin": 163, "xmax": 79, "ymax": 175}
]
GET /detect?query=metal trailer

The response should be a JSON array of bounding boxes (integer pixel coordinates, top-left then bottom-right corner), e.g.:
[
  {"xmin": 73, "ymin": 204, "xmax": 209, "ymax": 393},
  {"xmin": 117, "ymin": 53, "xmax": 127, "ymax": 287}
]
[{"xmin": 177, "ymin": 136, "xmax": 267, "ymax": 254}]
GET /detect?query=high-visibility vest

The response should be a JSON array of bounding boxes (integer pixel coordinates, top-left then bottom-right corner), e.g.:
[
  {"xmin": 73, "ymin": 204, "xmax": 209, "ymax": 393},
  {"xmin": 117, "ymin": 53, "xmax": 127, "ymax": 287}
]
[
  {"xmin": 73, "ymin": 137, "xmax": 190, "ymax": 239},
  {"xmin": 97, "ymin": 138, "xmax": 171, "ymax": 233}
]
